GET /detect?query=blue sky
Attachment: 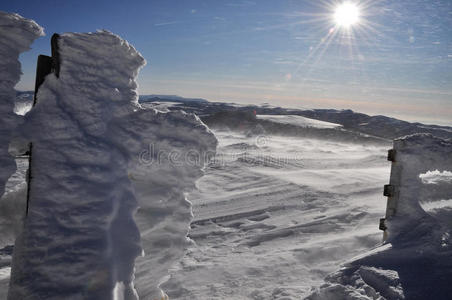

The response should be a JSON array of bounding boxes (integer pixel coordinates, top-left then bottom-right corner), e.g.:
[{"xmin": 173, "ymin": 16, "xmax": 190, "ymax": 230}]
[{"xmin": 3, "ymin": 0, "xmax": 452, "ymax": 125}]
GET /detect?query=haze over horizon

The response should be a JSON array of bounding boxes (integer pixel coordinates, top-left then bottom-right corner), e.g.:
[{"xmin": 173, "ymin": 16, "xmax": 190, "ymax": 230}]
[{"xmin": 4, "ymin": 0, "xmax": 452, "ymax": 126}]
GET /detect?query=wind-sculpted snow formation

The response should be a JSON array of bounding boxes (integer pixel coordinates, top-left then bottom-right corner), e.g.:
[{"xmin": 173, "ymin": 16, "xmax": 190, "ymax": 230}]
[
  {"xmin": 126, "ymin": 110, "xmax": 217, "ymax": 299},
  {"xmin": 8, "ymin": 30, "xmax": 216, "ymax": 300},
  {"xmin": 0, "ymin": 15, "xmax": 42, "ymax": 286},
  {"xmin": 0, "ymin": 11, "xmax": 43, "ymax": 201},
  {"xmin": 307, "ymin": 134, "xmax": 452, "ymax": 300}
]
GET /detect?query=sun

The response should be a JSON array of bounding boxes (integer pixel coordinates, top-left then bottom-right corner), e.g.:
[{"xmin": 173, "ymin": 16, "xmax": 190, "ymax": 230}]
[{"xmin": 334, "ymin": 2, "xmax": 360, "ymax": 28}]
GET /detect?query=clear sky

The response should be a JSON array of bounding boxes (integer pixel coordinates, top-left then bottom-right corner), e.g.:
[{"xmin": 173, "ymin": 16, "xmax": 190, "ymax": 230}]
[{"xmin": 3, "ymin": 0, "xmax": 452, "ymax": 125}]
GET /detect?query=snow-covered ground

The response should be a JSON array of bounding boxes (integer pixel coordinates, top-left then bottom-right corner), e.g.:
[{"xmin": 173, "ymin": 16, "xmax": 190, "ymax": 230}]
[
  {"xmin": 0, "ymin": 158, "xmax": 27, "ymax": 300},
  {"xmin": 256, "ymin": 114, "xmax": 341, "ymax": 129},
  {"xmin": 140, "ymin": 101, "xmax": 182, "ymax": 112},
  {"xmin": 0, "ymin": 129, "xmax": 392, "ymax": 299},
  {"xmin": 162, "ymin": 130, "xmax": 390, "ymax": 299}
]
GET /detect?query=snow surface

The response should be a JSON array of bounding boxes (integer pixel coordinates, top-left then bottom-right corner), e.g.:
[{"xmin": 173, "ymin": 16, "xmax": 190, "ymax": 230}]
[
  {"xmin": 13, "ymin": 92, "xmax": 33, "ymax": 116},
  {"xmin": 7, "ymin": 30, "xmax": 216, "ymax": 300},
  {"xmin": 160, "ymin": 130, "xmax": 390, "ymax": 299},
  {"xmin": 140, "ymin": 101, "xmax": 182, "ymax": 112},
  {"xmin": 257, "ymin": 114, "xmax": 341, "ymax": 129},
  {"xmin": 308, "ymin": 134, "xmax": 452, "ymax": 299},
  {"xmin": 0, "ymin": 158, "xmax": 27, "ymax": 248}
]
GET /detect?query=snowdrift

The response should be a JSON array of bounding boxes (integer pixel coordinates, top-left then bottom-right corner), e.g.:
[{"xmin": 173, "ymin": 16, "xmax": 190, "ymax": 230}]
[
  {"xmin": 5, "ymin": 25, "xmax": 216, "ymax": 300},
  {"xmin": 307, "ymin": 134, "xmax": 452, "ymax": 300},
  {"xmin": 256, "ymin": 114, "xmax": 341, "ymax": 129}
]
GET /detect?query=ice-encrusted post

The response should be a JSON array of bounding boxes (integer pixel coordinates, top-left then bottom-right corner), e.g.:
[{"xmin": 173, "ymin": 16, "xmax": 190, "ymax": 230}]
[
  {"xmin": 8, "ymin": 30, "xmax": 217, "ymax": 300},
  {"xmin": 25, "ymin": 33, "xmax": 61, "ymax": 216},
  {"xmin": 0, "ymin": 12, "xmax": 43, "ymax": 199},
  {"xmin": 381, "ymin": 134, "xmax": 452, "ymax": 240}
]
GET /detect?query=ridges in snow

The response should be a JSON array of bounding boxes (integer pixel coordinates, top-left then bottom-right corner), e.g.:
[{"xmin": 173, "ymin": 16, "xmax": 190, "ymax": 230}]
[
  {"xmin": 308, "ymin": 134, "xmax": 452, "ymax": 299},
  {"xmin": 162, "ymin": 130, "xmax": 390, "ymax": 299}
]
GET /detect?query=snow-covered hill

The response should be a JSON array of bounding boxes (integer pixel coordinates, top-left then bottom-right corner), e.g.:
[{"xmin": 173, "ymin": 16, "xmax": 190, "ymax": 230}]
[
  {"xmin": 161, "ymin": 130, "xmax": 391, "ymax": 299},
  {"xmin": 17, "ymin": 93, "xmax": 452, "ymax": 141},
  {"xmin": 7, "ymin": 93, "xmax": 451, "ymax": 300},
  {"xmin": 256, "ymin": 114, "xmax": 341, "ymax": 129},
  {"xmin": 138, "ymin": 96, "xmax": 452, "ymax": 141}
]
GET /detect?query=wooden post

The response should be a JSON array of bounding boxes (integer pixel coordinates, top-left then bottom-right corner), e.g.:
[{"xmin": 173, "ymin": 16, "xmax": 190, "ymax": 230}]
[
  {"xmin": 25, "ymin": 34, "xmax": 60, "ymax": 216},
  {"xmin": 379, "ymin": 134, "xmax": 452, "ymax": 238}
]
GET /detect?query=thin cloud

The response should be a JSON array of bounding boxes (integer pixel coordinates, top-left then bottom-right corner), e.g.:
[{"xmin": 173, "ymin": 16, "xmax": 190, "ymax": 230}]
[
  {"xmin": 225, "ymin": 1, "xmax": 256, "ymax": 7},
  {"xmin": 154, "ymin": 21, "xmax": 179, "ymax": 27}
]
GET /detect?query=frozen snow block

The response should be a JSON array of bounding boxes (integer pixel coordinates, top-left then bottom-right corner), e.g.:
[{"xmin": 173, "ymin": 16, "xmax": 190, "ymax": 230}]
[
  {"xmin": 384, "ymin": 133, "xmax": 452, "ymax": 240},
  {"xmin": 9, "ymin": 28, "xmax": 217, "ymax": 300},
  {"xmin": 0, "ymin": 11, "xmax": 42, "ymax": 198}
]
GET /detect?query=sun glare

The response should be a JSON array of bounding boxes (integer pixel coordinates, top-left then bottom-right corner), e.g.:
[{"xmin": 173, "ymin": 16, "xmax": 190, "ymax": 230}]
[{"xmin": 334, "ymin": 2, "xmax": 360, "ymax": 28}]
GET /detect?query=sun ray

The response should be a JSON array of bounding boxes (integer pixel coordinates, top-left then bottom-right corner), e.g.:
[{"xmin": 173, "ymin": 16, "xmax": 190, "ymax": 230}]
[{"xmin": 273, "ymin": 0, "xmax": 392, "ymax": 94}]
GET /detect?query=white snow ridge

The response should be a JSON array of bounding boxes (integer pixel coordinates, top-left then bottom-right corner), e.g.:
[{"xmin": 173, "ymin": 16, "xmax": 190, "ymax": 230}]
[{"xmin": 7, "ymin": 29, "xmax": 216, "ymax": 300}]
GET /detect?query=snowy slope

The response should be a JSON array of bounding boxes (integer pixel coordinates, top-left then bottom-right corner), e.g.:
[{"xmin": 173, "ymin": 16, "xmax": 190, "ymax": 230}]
[
  {"xmin": 307, "ymin": 134, "xmax": 452, "ymax": 300},
  {"xmin": 13, "ymin": 91, "xmax": 33, "ymax": 116},
  {"xmin": 2, "ymin": 128, "xmax": 390, "ymax": 300},
  {"xmin": 162, "ymin": 130, "xmax": 390, "ymax": 299},
  {"xmin": 256, "ymin": 114, "xmax": 341, "ymax": 129},
  {"xmin": 140, "ymin": 101, "xmax": 182, "ymax": 112},
  {"xmin": 135, "ymin": 98, "xmax": 452, "ymax": 140}
]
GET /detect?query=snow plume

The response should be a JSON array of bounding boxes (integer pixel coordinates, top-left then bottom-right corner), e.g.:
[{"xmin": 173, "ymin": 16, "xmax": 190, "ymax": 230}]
[
  {"xmin": 307, "ymin": 134, "xmax": 452, "ymax": 300},
  {"xmin": 419, "ymin": 170, "xmax": 452, "ymax": 185},
  {"xmin": 385, "ymin": 134, "xmax": 452, "ymax": 240},
  {"xmin": 0, "ymin": 11, "xmax": 43, "ymax": 198},
  {"xmin": 9, "ymin": 30, "xmax": 216, "ymax": 300}
]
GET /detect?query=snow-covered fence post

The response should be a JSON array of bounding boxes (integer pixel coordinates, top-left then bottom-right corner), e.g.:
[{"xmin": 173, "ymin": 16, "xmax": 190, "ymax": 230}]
[
  {"xmin": 25, "ymin": 33, "xmax": 60, "ymax": 216},
  {"xmin": 8, "ymin": 29, "xmax": 217, "ymax": 300},
  {"xmin": 380, "ymin": 134, "xmax": 452, "ymax": 241},
  {"xmin": 0, "ymin": 12, "xmax": 43, "ymax": 200}
]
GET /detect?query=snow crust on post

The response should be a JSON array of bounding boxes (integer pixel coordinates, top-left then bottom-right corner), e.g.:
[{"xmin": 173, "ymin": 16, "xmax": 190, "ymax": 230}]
[
  {"xmin": 9, "ymin": 30, "xmax": 217, "ymax": 300},
  {"xmin": 0, "ymin": 11, "xmax": 43, "ymax": 198},
  {"xmin": 385, "ymin": 134, "xmax": 452, "ymax": 240},
  {"xmin": 126, "ymin": 110, "xmax": 217, "ymax": 299}
]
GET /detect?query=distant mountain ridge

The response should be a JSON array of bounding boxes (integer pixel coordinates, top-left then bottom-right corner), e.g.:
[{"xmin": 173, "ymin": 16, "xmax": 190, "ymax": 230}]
[
  {"xmin": 137, "ymin": 96, "xmax": 452, "ymax": 140},
  {"xmin": 139, "ymin": 94, "xmax": 208, "ymax": 103},
  {"xmin": 16, "ymin": 91, "xmax": 452, "ymax": 140},
  {"xmin": 296, "ymin": 109, "xmax": 452, "ymax": 140}
]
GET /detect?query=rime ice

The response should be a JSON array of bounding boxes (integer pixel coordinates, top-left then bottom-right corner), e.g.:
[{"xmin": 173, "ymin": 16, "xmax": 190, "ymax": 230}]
[
  {"xmin": 8, "ymin": 30, "xmax": 216, "ymax": 300},
  {"xmin": 0, "ymin": 11, "xmax": 43, "ymax": 200}
]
